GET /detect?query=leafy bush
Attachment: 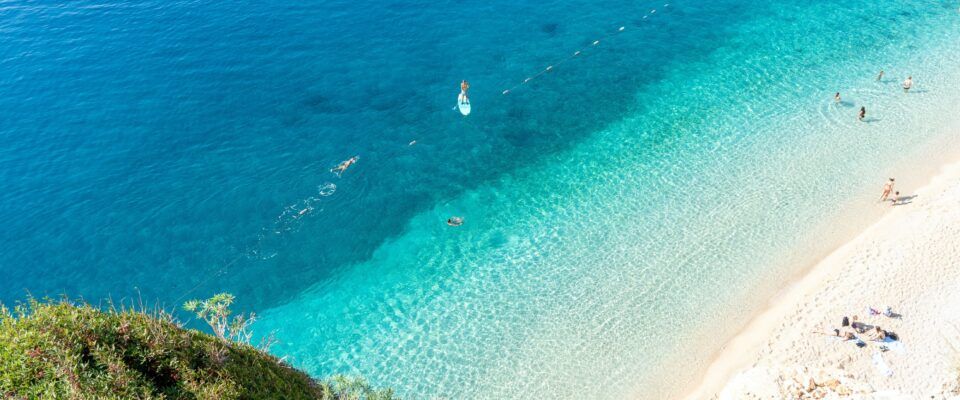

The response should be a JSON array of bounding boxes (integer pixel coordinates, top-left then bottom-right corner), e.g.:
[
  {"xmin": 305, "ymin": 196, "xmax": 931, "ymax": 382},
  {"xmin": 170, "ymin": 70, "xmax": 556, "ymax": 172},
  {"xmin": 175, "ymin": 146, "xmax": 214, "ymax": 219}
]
[
  {"xmin": 0, "ymin": 298, "xmax": 396, "ymax": 400},
  {"xmin": 183, "ymin": 293, "xmax": 260, "ymax": 346}
]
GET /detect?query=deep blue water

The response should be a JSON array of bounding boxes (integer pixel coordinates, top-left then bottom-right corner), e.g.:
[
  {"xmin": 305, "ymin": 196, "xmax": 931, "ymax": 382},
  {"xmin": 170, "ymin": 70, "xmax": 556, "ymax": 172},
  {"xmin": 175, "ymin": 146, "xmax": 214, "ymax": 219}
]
[
  {"xmin": 2, "ymin": 0, "xmax": 959, "ymax": 398},
  {"xmin": 0, "ymin": 0, "xmax": 751, "ymax": 310}
]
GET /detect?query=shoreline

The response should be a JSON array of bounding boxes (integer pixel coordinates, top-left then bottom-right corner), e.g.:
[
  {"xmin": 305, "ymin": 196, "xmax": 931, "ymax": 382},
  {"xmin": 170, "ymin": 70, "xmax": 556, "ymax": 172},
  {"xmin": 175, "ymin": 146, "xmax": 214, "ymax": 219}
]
[{"xmin": 679, "ymin": 151, "xmax": 960, "ymax": 399}]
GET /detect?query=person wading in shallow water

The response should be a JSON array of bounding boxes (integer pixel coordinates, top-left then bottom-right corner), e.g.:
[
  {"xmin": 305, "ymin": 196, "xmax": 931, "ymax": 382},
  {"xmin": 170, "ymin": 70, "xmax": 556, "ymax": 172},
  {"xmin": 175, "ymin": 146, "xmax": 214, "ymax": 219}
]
[
  {"xmin": 902, "ymin": 76, "xmax": 913, "ymax": 92},
  {"xmin": 858, "ymin": 106, "xmax": 866, "ymax": 121}
]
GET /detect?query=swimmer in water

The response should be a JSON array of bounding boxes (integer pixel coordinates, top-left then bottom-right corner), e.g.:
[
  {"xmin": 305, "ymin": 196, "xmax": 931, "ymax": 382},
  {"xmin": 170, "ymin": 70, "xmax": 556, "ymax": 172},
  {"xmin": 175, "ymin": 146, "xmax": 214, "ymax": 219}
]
[
  {"xmin": 834, "ymin": 92, "xmax": 841, "ymax": 103},
  {"xmin": 902, "ymin": 76, "xmax": 913, "ymax": 92},
  {"xmin": 858, "ymin": 106, "xmax": 866, "ymax": 121},
  {"xmin": 459, "ymin": 80, "xmax": 470, "ymax": 104},
  {"xmin": 331, "ymin": 156, "xmax": 358, "ymax": 177},
  {"xmin": 447, "ymin": 216, "xmax": 464, "ymax": 227},
  {"xmin": 877, "ymin": 70, "xmax": 884, "ymax": 81}
]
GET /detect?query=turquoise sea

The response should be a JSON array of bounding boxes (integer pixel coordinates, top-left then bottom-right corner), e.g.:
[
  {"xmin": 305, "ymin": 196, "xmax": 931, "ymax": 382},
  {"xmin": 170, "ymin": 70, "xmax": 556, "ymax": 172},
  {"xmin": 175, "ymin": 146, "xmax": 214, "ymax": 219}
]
[{"xmin": 2, "ymin": 0, "xmax": 959, "ymax": 398}]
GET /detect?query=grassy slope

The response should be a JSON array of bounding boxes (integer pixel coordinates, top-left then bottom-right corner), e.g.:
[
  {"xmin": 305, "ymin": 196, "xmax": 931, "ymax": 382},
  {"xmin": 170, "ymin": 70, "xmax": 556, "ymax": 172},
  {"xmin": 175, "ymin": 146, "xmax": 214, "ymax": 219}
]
[{"xmin": 0, "ymin": 299, "xmax": 395, "ymax": 400}]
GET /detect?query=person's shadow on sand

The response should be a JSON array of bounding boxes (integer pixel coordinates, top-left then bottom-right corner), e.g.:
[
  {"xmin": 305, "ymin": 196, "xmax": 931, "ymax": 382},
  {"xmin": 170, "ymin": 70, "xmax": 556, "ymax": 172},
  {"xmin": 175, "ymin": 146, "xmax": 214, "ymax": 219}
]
[{"xmin": 893, "ymin": 194, "xmax": 918, "ymax": 206}]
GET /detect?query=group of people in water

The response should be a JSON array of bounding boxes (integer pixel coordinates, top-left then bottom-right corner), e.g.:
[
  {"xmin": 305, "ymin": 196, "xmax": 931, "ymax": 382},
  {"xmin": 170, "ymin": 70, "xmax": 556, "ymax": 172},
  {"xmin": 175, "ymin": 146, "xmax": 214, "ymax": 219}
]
[
  {"xmin": 834, "ymin": 72, "xmax": 917, "ymax": 205},
  {"xmin": 329, "ymin": 82, "xmax": 473, "ymax": 227},
  {"xmin": 841, "ymin": 71, "xmax": 914, "ymax": 122}
]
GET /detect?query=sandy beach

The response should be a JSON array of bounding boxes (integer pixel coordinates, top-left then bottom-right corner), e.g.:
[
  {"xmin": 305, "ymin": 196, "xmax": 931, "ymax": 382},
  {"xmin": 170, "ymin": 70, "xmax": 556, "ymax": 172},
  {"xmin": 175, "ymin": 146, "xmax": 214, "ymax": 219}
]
[{"xmin": 683, "ymin": 157, "xmax": 960, "ymax": 399}]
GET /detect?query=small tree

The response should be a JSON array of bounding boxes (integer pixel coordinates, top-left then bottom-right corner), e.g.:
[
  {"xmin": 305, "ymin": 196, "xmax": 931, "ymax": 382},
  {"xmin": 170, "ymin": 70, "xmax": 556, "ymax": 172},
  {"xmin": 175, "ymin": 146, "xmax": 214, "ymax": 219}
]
[
  {"xmin": 183, "ymin": 293, "xmax": 256, "ymax": 344},
  {"xmin": 321, "ymin": 375, "xmax": 397, "ymax": 400}
]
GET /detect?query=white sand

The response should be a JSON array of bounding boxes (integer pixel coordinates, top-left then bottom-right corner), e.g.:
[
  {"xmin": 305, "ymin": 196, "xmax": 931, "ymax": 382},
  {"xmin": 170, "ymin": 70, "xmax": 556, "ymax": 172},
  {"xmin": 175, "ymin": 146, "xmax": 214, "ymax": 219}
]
[{"xmin": 682, "ymin": 160, "xmax": 960, "ymax": 399}]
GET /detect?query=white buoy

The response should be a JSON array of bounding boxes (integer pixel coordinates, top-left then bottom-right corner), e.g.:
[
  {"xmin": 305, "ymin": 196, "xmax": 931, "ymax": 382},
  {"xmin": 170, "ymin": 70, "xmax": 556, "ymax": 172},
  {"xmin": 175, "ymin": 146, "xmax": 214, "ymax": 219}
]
[
  {"xmin": 618, "ymin": 26, "xmax": 625, "ymax": 31},
  {"xmin": 502, "ymin": 89, "xmax": 510, "ymax": 95},
  {"xmin": 545, "ymin": 65, "xmax": 553, "ymax": 71},
  {"xmin": 573, "ymin": 51, "xmax": 581, "ymax": 56},
  {"xmin": 651, "ymin": 9, "xmax": 657, "ymax": 13},
  {"xmin": 592, "ymin": 40, "xmax": 600, "ymax": 45}
]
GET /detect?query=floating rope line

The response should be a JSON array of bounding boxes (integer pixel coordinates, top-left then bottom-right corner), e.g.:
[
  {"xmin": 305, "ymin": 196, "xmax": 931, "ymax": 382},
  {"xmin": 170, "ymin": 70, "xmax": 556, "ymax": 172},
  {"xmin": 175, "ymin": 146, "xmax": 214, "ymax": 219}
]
[{"xmin": 501, "ymin": 4, "xmax": 671, "ymax": 96}]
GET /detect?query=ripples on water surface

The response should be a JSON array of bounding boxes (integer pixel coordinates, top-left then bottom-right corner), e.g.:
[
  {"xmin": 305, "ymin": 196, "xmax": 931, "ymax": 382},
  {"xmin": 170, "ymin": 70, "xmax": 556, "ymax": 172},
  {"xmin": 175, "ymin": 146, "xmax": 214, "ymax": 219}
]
[{"xmin": 1, "ymin": 0, "xmax": 959, "ymax": 398}]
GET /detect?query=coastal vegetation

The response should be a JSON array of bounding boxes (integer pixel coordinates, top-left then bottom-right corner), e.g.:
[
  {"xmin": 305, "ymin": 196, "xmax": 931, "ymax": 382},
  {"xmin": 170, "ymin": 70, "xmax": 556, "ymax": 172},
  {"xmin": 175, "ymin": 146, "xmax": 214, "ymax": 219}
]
[{"xmin": 0, "ymin": 296, "xmax": 396, "ymax": 399}]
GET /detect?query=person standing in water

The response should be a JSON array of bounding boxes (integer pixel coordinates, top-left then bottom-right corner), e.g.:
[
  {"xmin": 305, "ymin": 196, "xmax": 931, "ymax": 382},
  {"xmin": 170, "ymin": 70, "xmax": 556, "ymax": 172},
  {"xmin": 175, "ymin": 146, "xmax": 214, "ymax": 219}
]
[
  {"xmin": 902, "ymin": 76, "xmax": 913, "ymax": 92},
  {"xmin": 834, "ymin": 92, "xmax": 842, "ymax": 103},
  {"xmin": 877, "ymin": 70, "xmax": 884, "ymax": 81},
  {"xmin": 459, "ymin": 80, "xmax": 470, "ymax": 104},
  {"xmin": 879, "ymin": 178, "xmax": 895, "ymax": 202},
  {"xmin": 858, "ymin": 106, "xmax": 866, "ymax": 121}
]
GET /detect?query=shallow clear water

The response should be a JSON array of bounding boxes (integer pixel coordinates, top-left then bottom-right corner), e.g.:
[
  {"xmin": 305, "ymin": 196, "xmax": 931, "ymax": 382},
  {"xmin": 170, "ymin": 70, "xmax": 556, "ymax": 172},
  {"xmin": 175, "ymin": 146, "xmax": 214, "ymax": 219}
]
[{"xmin": 2, "ymin": 0, "xmax": 959, "ymax": 398}]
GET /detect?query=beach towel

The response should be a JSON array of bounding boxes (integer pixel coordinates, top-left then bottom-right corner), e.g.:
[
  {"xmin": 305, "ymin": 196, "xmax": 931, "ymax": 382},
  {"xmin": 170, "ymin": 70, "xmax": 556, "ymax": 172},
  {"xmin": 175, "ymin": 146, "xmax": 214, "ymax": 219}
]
[
  {"xmin": 872, "ymin": 351, "xmax": 893, "ymax": 377},
  {"xmin": 880, "ymin": 337, "xmax": 905, "ymax": 353}
]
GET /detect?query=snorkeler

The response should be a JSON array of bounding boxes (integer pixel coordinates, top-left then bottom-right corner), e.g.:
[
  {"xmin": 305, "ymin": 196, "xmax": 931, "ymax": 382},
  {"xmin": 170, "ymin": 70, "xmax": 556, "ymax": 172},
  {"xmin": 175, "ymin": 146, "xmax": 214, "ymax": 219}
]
[
  {"xmin": 331, "ymin": 156, "xmax": 358, "ymax": 177},
  {"xmin": 447, "ymin": 216, "xmax": 464, "ymax": 227}
]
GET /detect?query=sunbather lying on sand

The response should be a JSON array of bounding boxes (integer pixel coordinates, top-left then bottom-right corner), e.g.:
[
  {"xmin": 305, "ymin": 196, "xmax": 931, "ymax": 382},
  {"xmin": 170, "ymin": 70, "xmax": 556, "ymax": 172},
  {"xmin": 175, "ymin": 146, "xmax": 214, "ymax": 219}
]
[{"xmin": 869, "ymin": 326, "xmax": 887, "ymax": 341}]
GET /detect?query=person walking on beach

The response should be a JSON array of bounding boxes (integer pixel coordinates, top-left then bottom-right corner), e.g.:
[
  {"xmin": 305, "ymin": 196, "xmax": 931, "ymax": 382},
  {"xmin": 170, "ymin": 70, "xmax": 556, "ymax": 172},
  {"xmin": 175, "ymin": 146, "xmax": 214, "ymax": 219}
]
[
  {"xmin": 858, "ymin": 106, "xmax": 866, "ymax": 121},
  {"xmin": 880, "ymin": 178, "xmax": 895, "ymax": 202},
  {"xmin": 902, "ymin": 76, "xmax": 913, "ymax": 92},
  {"xmin": 891, "ymin": 191, "xmax": 901, "ymax": 206},
  {"xmin": 834, "ymin": 92, "xmax": 841, "ymax": 103},
  {"xmin": 877, "ymin": 70, "xmax": 884, "ymax": 81}
]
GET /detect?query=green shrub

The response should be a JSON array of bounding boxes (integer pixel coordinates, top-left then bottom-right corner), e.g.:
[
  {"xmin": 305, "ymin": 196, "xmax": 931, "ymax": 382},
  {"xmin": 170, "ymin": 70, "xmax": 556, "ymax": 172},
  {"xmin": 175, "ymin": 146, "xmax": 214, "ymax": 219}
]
[{"xmin": 0, "ymin": 298, "xmax": 396, "ymax": 400}]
